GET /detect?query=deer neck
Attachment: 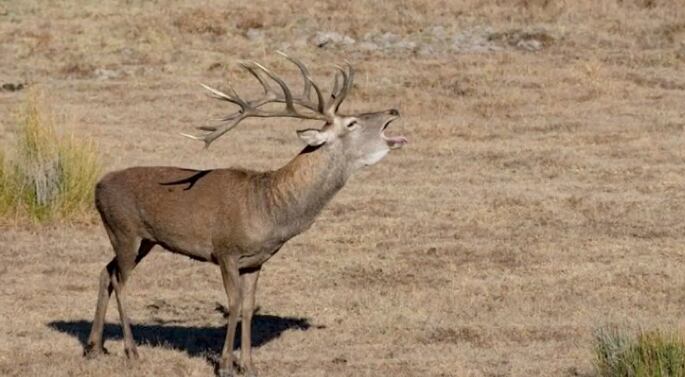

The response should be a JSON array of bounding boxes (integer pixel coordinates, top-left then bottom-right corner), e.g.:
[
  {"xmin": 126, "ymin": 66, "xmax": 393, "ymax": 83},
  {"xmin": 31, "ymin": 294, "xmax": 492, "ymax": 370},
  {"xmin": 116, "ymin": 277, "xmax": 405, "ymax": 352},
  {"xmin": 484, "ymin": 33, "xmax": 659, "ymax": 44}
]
[{"xmin": 265, "ymin": 142, "xmax": 350, "ymax": 232}]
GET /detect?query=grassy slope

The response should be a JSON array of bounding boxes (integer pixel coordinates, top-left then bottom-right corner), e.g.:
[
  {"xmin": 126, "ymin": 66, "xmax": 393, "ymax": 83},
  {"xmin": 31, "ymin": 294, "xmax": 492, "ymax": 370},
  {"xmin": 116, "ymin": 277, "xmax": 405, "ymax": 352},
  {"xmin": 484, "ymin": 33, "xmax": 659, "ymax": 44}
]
[{"xmin": 1, "ymin": 1, "xmax": 685, "ymax": 376}]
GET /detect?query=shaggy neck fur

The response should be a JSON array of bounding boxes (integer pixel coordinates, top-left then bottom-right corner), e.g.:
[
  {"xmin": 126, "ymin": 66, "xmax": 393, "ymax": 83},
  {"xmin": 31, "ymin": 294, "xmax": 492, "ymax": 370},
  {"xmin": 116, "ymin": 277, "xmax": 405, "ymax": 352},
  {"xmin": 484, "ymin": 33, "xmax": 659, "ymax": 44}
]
[{"xmin": 263, "ymin": 142, "xmax": 350, "ymax": 234}]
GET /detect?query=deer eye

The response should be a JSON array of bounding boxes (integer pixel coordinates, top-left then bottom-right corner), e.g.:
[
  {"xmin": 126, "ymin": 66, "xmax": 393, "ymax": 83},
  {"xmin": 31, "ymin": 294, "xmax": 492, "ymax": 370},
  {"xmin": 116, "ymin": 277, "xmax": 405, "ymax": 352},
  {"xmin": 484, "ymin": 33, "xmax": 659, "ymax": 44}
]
[{"xmin": 346, "ymin": 120, "xmax": 358, "ymax": 129}]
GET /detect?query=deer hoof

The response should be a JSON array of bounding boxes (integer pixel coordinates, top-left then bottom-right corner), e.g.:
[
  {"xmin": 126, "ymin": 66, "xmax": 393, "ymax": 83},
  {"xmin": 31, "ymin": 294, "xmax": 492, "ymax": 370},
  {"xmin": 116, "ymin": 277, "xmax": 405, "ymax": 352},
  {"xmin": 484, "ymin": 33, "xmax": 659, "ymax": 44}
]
[
  {"xmin": 124, "ymin": 347, "xmax": 140, "ymax": 360},
  {"xmin": 83, "ymin": 343, "xmax": 109, "ymax": 358},
  {"xmin": 238, "ymin": 363, "xmax": 257, "ymax": 377},
  {"xmin": 217, "ymin": 368, "xmax": 236, "ymax": 377}
]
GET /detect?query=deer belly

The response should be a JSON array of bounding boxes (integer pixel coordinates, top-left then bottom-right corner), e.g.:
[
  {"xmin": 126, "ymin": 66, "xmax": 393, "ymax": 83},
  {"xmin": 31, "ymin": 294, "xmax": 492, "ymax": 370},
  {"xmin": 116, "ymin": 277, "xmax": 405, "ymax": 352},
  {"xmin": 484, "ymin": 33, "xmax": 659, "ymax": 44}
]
[
  {"xmin": 156, "ymin": 239, "xmax": 214, "ymax": 263},
  {"xmin": 238, "ymin": 245, "xmax": 283, "ymax": 269}
]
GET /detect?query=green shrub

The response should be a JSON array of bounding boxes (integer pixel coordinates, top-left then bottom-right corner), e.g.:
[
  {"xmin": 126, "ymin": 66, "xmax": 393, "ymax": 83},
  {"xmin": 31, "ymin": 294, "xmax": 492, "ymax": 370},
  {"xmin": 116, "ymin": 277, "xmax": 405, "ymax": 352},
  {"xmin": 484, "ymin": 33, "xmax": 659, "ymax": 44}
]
[
  {"xmin": 594, "ymin": 326, "xmax": 685, "ymax": 377},
  {"xmin": 0, "ymin": 90, "xmax": 101, "ymax": 223}
]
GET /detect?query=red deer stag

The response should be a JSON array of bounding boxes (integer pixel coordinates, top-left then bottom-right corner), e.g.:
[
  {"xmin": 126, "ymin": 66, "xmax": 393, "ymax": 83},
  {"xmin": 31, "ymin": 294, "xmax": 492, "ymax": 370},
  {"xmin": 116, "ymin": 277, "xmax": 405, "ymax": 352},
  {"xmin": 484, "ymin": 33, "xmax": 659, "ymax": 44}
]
[{"xmin": 84, "ymin": 52, "xmax": 407, "ymax": 377}]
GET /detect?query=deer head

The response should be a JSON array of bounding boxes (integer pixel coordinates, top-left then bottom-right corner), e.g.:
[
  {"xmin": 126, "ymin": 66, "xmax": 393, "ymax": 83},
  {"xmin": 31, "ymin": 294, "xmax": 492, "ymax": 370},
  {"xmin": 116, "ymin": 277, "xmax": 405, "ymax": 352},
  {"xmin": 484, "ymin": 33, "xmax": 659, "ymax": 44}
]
[{"xmin": 183, "ymin": 52, "xmax": 407, "ymax": 170}]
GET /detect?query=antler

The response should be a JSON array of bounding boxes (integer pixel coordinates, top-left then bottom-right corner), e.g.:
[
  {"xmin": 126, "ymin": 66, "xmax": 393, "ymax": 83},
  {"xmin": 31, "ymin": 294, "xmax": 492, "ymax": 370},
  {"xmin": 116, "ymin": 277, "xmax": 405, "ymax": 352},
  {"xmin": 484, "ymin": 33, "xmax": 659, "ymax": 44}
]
[
  {"xmin": 184, "ymin": 52, "xmax": 354, "ymax": 147},
  {"xmin": 327, "ymin": 63, "xmax": 354, "ymax": 115}
]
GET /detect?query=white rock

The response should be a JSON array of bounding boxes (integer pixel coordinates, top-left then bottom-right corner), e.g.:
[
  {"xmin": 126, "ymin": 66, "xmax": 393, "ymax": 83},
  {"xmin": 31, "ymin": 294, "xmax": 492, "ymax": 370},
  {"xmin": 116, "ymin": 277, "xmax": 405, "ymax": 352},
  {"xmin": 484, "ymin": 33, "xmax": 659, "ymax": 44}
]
[
  {"xmin": 430, "ymin": 26, "xmax": 447, "ymax": 40},
  {"xmin": 358, "ymin": 42, "xmax": 379, "ymax": 51},
  {"xmin": 394, "ymin": 40, "xmax": 417, "ymax": 50},
  {"xmin": 95, "ymin": 68, "xmax": 122, "ymax": 80},
  {"xmin": 312, "ymin": 31, "xmax": 355, "ymax": 48},
  {"xmin": 246, "ymin": 28, "xmax": 264, "ymax": 41},
  {"xmin": 516, "ymin": 39, "xmax": 543, "ymax": 51}
]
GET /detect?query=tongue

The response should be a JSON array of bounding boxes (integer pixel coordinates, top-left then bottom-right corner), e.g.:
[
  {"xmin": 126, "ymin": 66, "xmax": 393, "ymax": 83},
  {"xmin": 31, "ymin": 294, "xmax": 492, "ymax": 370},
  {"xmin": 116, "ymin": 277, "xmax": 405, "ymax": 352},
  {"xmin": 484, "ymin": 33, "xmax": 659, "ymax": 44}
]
[{"xmin": 386, "ymin": 135, "xmax": 408, "ymax": 149}]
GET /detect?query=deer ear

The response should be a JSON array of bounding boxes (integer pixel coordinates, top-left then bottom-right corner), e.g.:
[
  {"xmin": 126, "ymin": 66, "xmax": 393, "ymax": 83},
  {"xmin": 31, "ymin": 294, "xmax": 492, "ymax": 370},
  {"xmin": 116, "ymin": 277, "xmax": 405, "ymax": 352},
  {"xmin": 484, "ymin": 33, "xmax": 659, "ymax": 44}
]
[{"xmin": 296, "ymin": 129, "xmax": 328, "ymax": 146}]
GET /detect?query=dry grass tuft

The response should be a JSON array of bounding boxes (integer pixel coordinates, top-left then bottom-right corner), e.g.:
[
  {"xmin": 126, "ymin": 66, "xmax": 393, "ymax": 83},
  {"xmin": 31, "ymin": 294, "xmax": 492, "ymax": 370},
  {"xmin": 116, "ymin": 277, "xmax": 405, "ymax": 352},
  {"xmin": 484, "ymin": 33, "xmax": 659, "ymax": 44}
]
[
  {"xmin": 174, "ymin": 8, "xmax": 227, "ymax": 35},
  {"xmin": 421, "ymin": 326, "xmax": 488, "ymax": 347},
  {"xmin": 0, "ymin": 90, "xmax": 101, "ymax": 223},
  {"xmin": 488, "ymin": 29, "xmax": 555, "ymax": 50},
  {"xmin": 594, "ymin": 327, "xmax": 685, "ymax": 377},
  {"xmin": 0, "ymin": 149, "xmax": 11, "ymax": 215},
  {"xmin": 235, "ymin": 14, "xmax": 264, "ymax": 32}
]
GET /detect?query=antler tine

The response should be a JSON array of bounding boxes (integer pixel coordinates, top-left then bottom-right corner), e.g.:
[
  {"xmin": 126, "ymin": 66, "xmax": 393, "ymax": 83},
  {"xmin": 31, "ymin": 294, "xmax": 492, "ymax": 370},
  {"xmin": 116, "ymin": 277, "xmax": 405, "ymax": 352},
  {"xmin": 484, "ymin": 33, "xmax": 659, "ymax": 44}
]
[
  {"xmin": 240, "ymin": 61, "xmax": 275, "ymax": 97},
  {"xmin": 239, "ymin": 61, "xmax": 284, "ymax": 108},
  {"xmin": 326, "ymin": 65, "xmax": 351, "ymax": 114},
  {"xmin": 251, "ymin": 62, "xmax": 298, "ymax": 115},
  {"xmin": 277, "ymin": 51, "xmax": 326, "ymax": 114},
  {"xmin": 195, "ymin": 113, "xmax": 242, "ymax": 132},
  {"xmin": 330, "ymin": 70, "xmax": 341, "ymax": 100},
  {"xmin": 238, "ymin": 59, "xmax": 322, "ymax": 112},
  {"xmin": 308, "ymin": 75, "xmax": 326, "ymax": 114},
  {"xmin": 200, "ymin": 83, "xmax": 247, "ymax": 107},
  {"xmin": 333, "ymin": 63, "xmax": 354, "ymax": 112},
  {"xmin": 251, "ymin": 60, "xmax": 327, "ymax": 118},
  {"xmin": 277, "ymin": 51, "xmax": 311, "ymax": 102},
  {"xmin": 182, "ymin": 113, "xmax": 247, "ymax": 147},
  {"xmin": 345, "ymin": 62, "xmax": 355, "ymax": 96}
]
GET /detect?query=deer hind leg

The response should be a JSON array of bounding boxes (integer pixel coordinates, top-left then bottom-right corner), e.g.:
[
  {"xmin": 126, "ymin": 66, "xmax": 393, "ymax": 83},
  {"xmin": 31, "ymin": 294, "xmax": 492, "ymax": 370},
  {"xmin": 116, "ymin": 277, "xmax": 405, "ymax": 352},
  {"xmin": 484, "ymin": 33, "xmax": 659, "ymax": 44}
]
[
  {"xmin": 92, "ymin": 232, "xmax": 153, "ymax": 360},
  {"xmin": 84, "ymin": 258, "xmax": 116, "ymax": 357},
  {"xmin": 112, "ymin": 238, "xmax": 154, "ymax": 360},
  {"xmin": 239, "ymin": 267, "xmax": 261, "ymax": 377},
  {"xmin": 217, "ymin": 254, "xmax": 242, "ymax": 377}
]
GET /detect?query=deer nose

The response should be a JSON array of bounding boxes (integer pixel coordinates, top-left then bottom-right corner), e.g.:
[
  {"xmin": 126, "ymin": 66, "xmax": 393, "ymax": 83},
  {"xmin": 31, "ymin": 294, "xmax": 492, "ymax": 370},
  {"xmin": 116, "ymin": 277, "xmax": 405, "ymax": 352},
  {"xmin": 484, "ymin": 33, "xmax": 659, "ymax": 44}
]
[{"xmin": 388, "ymin": 109, "xmax": 400, "ymax": 116}]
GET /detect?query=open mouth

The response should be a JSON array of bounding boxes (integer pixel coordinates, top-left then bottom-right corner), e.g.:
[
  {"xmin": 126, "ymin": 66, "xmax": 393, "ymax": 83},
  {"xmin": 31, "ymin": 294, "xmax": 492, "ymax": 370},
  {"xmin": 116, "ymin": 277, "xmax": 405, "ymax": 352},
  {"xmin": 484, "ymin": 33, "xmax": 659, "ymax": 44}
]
[{"xmin": 381, "ymin": 117, "xmax": 408, "ymax": 150}]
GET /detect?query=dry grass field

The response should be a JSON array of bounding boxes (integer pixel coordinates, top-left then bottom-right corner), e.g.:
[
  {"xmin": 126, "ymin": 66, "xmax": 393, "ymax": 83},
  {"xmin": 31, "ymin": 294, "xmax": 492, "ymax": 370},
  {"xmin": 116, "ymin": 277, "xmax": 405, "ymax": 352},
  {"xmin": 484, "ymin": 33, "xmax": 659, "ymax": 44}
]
[{"xmin": 2, "ymin": 1, "xmax": 685, "ymax": 376}]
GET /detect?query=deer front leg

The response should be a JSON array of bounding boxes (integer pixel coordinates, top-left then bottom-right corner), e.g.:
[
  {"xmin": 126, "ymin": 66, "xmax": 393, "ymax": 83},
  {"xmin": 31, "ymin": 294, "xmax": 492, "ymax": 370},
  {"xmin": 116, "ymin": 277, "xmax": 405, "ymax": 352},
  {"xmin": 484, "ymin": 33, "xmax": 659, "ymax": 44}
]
[
  {"xmin": 218, "ymin": 254, "xmax": 242, "ymax": 377},
  {"xmin": 239, "ymin": 267, "xmax": 261, "ymax": 377}
]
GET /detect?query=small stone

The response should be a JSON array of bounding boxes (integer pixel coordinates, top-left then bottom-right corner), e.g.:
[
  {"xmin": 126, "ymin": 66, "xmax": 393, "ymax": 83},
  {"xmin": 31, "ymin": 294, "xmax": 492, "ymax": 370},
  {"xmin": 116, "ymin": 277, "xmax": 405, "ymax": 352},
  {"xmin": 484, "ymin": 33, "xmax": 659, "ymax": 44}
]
[
  {"xmin": 358, "ymin": 41, "xmax": 379, "ymax": 51},
  {"xmin": 377, "ymin": 32, "xmax": 401, "ymax": 45},
  {"xmin": 430, "ymin": 25, "xmax": 447, "ymax": 40},
  {"xmin": 516, "ymin": 39, "xmax": 543, "ymax": 51},
  {"xmin": 1, "ymin": 82, "xmax": 24, "ymax": 92},
  {"xmin": 245, "ymin": 28, "xmax": 264, "ymax": 41},
  {"xmin": 311, "ymin": 31, "xmax": 355, "ymax": 48},
  {"xmin": 417, "ymin": 45, "xmax": 436, "ymax": 56},
  {"xmin": 394, "ymin": 40, "xmax": 417, "ymax": 50},
  {"xmin": 94, "ymin": 68, "xmax": 122, "ymax": 80}
]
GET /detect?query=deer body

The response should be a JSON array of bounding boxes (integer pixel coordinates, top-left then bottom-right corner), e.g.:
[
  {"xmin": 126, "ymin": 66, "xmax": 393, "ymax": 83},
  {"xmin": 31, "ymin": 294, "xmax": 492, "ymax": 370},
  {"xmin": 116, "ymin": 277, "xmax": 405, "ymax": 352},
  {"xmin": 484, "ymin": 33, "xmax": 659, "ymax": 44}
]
[
  {"xmin": 95, "ymin": 143, "xmax": 349, "ymax": 269},
  {"xmin": 84, "ymin": 53, "xmax": 406, "ymax": 377}
]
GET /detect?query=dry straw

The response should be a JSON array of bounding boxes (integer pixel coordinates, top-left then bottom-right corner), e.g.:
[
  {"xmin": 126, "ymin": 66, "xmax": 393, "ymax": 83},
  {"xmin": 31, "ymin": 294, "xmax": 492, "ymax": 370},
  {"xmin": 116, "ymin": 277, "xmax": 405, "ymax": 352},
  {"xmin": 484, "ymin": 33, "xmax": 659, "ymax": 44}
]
[
  {"xmin": 0, "ymin": 89, "xmax": 101, "ymax": 223},
  {"xmin": 594, "ymin": 326, "xmax": 685, "ymax": 377}
]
